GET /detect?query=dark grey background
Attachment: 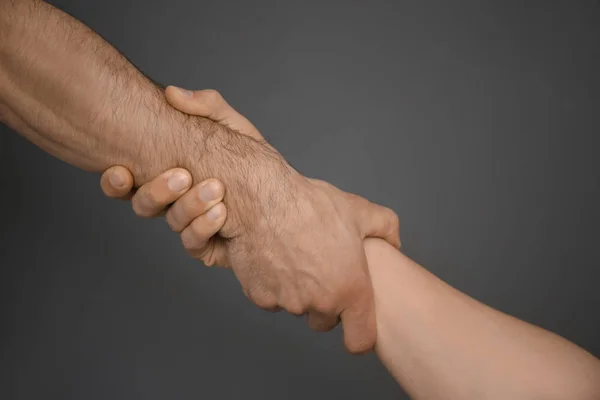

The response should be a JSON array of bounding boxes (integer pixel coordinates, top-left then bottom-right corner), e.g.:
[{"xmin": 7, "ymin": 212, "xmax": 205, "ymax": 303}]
[{"xmin": 1, "ymin": 1, "xmax": 599, "ymax": 399}]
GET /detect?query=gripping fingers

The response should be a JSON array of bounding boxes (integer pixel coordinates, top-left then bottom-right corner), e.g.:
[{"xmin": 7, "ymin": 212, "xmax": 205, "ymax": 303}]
[
  {"xmin": 339, "ymin": 269, "xmax": 377, "ymax": 354},
  {"xmin": 180, "ymin": 203, "xmax": 227, "ymax": 259},
  {"xmin": 131, "ymin": 169, "xmax": 192, "ymax": 217},
  {"xmin": 101, "ymin": 166, "xmax": 135, "ymax": 199},
  {"xmin": 166, "ymin": 179, "xmax": 225, "ymax": 232},
  {"xmin": 355, "ymin": 198, "xmax": 401, "ymax": 249},
  {"xmin": 165, "ymin": 86, "xmax": 263, "ymax": 140}
]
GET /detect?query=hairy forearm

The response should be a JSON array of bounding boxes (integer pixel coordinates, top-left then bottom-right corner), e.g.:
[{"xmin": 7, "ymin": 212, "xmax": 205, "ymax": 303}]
[
  {"xmin": 364, "ymin": 239, "xmax": 600, "ymax": 400},
  {"xmin": 0, "ymin": 0, "xmax": 294, "ymax": 233},
  {"xmin": 0, "ymin": 0, "xmax": 178, "ymax": 178}
]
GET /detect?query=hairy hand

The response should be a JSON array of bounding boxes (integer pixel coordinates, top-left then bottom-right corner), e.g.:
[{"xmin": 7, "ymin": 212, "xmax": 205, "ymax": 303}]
[
  {"xmin": 228, "ymin": 172, "xmax": 400, "ymax": 352},
  {"xmin": 102, "ymin": 88, "xmax": 400, "ymax": 353}
]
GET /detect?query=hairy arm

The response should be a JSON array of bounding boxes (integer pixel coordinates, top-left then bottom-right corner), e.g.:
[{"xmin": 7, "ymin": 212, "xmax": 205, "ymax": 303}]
[
  {"xmin": 0, "ymin": 0, "xmax": 402, "ymax": 352},
  {"xmin": 0, "ymin": 0, "xmax": 291, "ymax": 234},
  {"xmin": 364, "ymin": 239, "xmax": 600, "ymax": 400},
  {"xmin": 0, "ymin": 0, "xmax": 180, "ymax": 176}
]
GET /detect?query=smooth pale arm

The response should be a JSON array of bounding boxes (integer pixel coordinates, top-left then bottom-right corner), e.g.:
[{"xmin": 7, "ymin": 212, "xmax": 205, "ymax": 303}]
[{"xmin": 364, "ymin": 239, "xmax": 600, "ymax": 400}]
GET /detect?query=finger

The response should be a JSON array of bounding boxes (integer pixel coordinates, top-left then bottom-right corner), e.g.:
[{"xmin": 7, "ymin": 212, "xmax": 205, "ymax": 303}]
[
  {"xmin": 306, "ymin": 311, "xmax": 339, "ymax": 333},
  {"xmin": 180, "ymin": 203, "xmax": 227, "ymax": 258},
  {"xmin": 354, "ymin": 198, "xmax": 401, "ymax": 249},
  {"xmin": 339, "ymin": 268, "xmax": 377, "ymax": 354},
  {"xmin": 131, "ymin": 168, "xmax": 192, "ymax": 218},
  {"xmin": 100, "ymin": 166, "xmax": 135, "ymax": 199},
  {"xmin": 165, "ymin": 86, "xmax": 263, "ymax": 140},
  {"xmin": 198, "ymin": 237, "xmax": 230, "ymax": 269},
  {"xmin": 175, "ymin": 191, "xmax": 229, "ymax": 268},
  {"xmin": 166, "ymin": 178, "xmax": 225, "ymax": 232}
]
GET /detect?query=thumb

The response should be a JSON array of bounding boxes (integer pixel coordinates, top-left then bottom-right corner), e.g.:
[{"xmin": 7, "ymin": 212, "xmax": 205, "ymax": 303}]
[
  {"xmin": 165, "ymin": 86, "xmax": 263, "ymax": 140},
  {"xmin": 353, "ymin": 197, "xmax": 401, "ymax": 249},
  {"xmin": 100, "ymin": 166, "xmax": 135, "ymax": 200}
]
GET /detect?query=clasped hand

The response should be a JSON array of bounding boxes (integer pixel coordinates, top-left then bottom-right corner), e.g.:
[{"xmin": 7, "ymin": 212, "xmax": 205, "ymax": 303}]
[{"xmin": 100, "ymin": 87, "xmax": 400, "ymax": 353}]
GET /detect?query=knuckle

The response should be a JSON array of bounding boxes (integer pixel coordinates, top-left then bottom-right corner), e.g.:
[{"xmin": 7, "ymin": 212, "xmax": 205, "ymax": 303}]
[
  {"xmin": 348, "ymin": 192, "xmax": 366, "ymax": 206},
  {"xmin": 179, "ymin": 197, "xmax": 196, "ymax": 220},
  {"xmin": 388, "ymin": 209, "xmax": 400, "ymax": 230},
  {"xmin": 255, "ymin": 296, "xmax": 278, "ymax": 310},
  {"xmin": 284, "ymin": 300, "xmax": 306, "ymax": 316},
  {"xmin": 313, "ymin": 295, "xmax": 337, "ymax": 314},
  {"xmin": 246, "ymin": 286, "xmax": 277, "ymax": 310},
  {"xmin": 142, "ymin": 187, "xmax": 160, "ymax": 209}
]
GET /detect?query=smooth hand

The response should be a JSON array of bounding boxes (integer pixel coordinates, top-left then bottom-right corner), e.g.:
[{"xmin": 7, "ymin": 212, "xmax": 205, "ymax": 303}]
[{"xmin": 102, "ymin": 88, "xmax": 400, "ymax": 353}]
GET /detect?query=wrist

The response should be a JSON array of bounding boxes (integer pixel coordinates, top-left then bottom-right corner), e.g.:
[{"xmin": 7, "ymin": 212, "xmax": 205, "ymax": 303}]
[
  {"xmin": 180, "ymin": 121, "xmax": 299, "ymax": 238},
  {"xmin": 122, "ymin": 90, "xmax": 197, "ymax": 184}
]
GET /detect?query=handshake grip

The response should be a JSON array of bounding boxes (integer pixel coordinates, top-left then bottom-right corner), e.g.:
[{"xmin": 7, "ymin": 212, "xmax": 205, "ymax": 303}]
[{"xmin": 101, "ymin": 87, "xmax": 401, "ymax": 354}]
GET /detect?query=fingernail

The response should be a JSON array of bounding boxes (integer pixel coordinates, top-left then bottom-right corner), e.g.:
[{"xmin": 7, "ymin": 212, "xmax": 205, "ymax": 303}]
[
  {"xmin": 109, "ymin": 172, "xmax": 125, "ymax": 188},
  {"xmin": 174, "ymin": 86, "xmax": 193, "ymax": 96},
  {"xmin": 207, "ymin": 205, "xmax": 222, "ymax": 220},
  {"xmin": 199, "ymin": 182, "xmax": 219, "ymax": 202},
  {"xmin": 168, "ymin": 173, "xmax": 190, "ymax": 192}
]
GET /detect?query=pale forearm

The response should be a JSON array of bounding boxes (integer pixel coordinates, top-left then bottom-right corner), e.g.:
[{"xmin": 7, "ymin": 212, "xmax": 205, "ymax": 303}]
[{"xmin": 364, "ymin": 239, "xmax": 600, "ymax": 400}]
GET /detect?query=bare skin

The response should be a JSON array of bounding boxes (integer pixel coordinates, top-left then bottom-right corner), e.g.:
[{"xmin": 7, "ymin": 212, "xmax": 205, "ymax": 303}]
[
  {"xmin": 102, "ymin": 92, "xmax": 600, "ymax": 399},
  {"xmin": 0, "ymin": 0, "xmax": 401, "ymax": 352}
]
